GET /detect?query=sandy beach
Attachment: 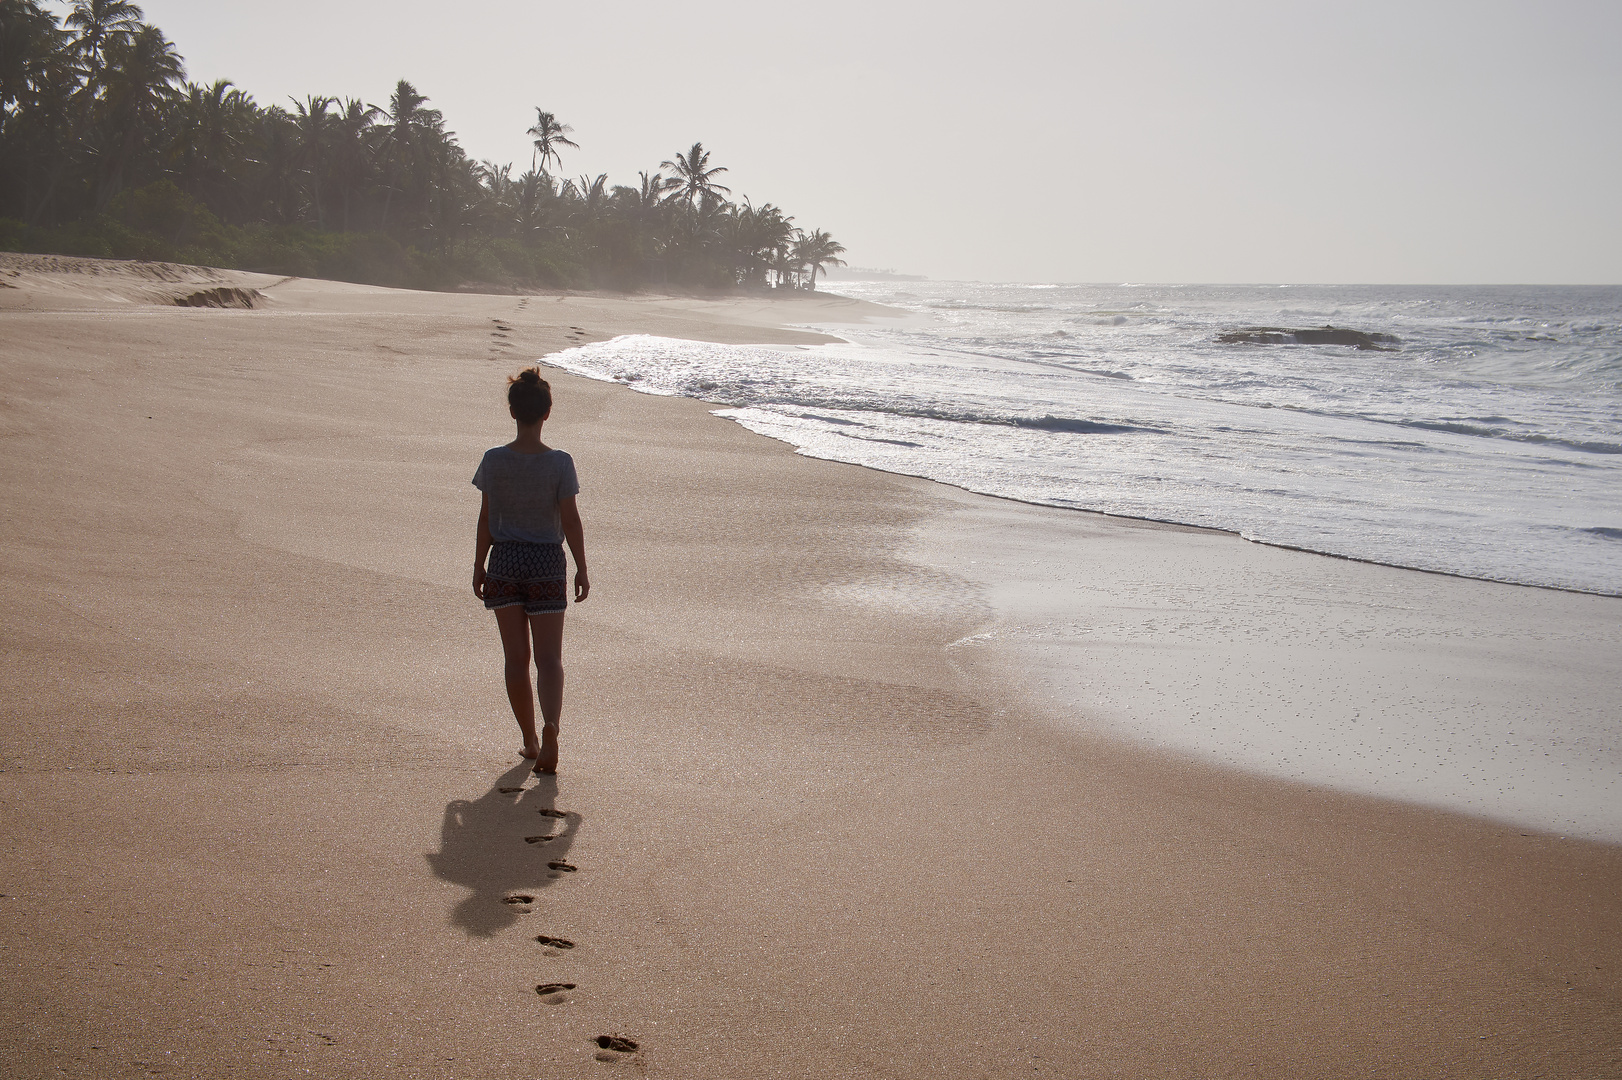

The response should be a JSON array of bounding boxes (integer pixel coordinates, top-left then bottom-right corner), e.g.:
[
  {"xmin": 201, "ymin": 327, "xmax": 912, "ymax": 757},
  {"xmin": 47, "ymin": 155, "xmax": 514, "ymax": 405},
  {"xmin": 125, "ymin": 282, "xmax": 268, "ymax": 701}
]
[{"xmin": 2, "ymin": 254, "xmax": 1619, "ymax": 1079}]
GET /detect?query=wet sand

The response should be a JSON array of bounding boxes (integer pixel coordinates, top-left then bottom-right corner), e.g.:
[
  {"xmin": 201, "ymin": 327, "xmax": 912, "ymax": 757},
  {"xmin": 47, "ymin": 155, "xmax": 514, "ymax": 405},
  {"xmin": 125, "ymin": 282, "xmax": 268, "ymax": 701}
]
[
  {"xmin": 1, "ymin": 255, "xmax": 1618, "ymax": 1078},
  {"xmin": 909, "ymin": 487, "xmax": 1622, "ymax": 843}
]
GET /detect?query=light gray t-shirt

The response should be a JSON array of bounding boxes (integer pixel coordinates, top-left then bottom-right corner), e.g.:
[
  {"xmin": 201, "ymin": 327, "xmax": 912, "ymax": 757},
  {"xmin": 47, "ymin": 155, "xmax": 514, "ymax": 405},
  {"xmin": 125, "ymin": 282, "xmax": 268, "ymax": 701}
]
[{"xmin": 472, "ymin": 446, "xmax": 580, "ymax": 544}]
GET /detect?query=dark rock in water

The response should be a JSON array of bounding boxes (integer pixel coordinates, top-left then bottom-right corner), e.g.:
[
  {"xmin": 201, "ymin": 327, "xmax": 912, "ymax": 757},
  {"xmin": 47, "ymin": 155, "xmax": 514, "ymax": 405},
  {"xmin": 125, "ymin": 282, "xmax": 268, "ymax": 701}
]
[
  {"xmin": 175, "ymin": 286, "xmax": 261, "ymax": 309},
  {"xmin": 1216, "ymin": 325, "xmax": 1400, "ymax": 351},
  {"xmin": 1293, "ymin": 325, "xmax": 1401, "ymax": 350}
]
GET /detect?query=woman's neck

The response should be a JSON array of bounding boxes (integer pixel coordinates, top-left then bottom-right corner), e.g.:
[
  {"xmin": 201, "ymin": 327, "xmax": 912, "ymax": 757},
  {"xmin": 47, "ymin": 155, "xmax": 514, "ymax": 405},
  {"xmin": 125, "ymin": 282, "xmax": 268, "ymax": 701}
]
[{"xmin": 509, "ymin": 422, "xmax": 549, "ymax": 453}]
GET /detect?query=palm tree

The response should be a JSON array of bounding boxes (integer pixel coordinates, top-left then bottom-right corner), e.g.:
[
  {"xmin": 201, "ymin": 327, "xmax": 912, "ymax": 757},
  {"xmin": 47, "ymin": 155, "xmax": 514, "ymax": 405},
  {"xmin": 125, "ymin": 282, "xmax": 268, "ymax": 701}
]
[
  {"xmin": 424, "ymin": 136, "xmax": 480, "ymax": 257},
  {"xmin": 661, "ymin": 141, "xmax": 729, "ymax": 209},
  {"xmin": 634, "ymin": 170, "xmax": 675, "ymax": 210},
  {"xmin": 614, "ymin": 170, "xmax": 674, "ymax": 244},
  {"xmin": 249, "ymin": 103, "xmax": 300, "ymax": 223},
  {"xmin": 725, "ymin": 198, "xmax": 794, "ymax": 287},
  {"xmin": 328, "ymin": 97, "xmax": 380, "ymax": 231},
  {"xmin": 565, "ymin": 172, "xmax": 606, "ymax": 206},
  {"xmin": 290, "ymin": 94, "xmax": 333, "ymax": 227},
  {"xmin": 170, "ymin": 78, "xmax": 253, "ymax": 211},
  {"xmin": 94, "ymin": 21, "xmax": 183, "ymax": 208},
  {"xmin": 374, "ymin": 79, "xmax": 443, "ymax": 231},
  {"xmin": 511, "ymin": 167, "xmax": 555, "ymax": 238},
  {"xmin": 525, "ymin": 108, "xmax": 577, "ymax": 174},
  {"xmin": 0, "ymin": 1, "xmax": 76, "ymax": 223},
  {"xmin": 472, "ymin": 160, "xmax": 515, "ymax": 239},
  {"xmin": 1, "ymin": 0, "xmax": 68, "ymax": 115},
  {"xmin": 478, "ymin": 159, "xmax": 512, "ymax": 198},
  {"xmin": 65, "ymin": 0, "xmax": 142, "ymax": 97},
  {"xmin": 791, "ymin": 228, "xmax": 846, "ymax": 291}
]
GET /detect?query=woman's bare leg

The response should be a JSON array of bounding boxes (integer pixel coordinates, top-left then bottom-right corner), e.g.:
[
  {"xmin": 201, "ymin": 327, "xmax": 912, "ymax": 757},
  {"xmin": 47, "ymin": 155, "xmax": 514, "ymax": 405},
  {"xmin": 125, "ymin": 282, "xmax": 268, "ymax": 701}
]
[
  {"xmin": 529, "ymin": 611, "xmax": 566, "ymax": 773},
  {"xmin": 494, "ymin": 605, "xmax": 540, "ymax": 758}
]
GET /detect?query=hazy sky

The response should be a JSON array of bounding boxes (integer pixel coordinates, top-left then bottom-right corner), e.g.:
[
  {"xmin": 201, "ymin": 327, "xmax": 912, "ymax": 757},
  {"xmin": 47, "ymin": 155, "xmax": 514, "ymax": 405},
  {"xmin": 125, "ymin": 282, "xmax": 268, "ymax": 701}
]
[{"xmin": 133, "ymin": 0, "xmax": 1621, "ymax": 283}]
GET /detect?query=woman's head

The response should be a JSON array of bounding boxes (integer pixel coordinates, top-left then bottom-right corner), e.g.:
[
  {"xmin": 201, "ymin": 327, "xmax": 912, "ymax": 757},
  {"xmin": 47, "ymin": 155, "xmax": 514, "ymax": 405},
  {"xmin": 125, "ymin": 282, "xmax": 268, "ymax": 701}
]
[{"xmin": 507, "ymin": 367, "xmax": 553, "ymax": 425}]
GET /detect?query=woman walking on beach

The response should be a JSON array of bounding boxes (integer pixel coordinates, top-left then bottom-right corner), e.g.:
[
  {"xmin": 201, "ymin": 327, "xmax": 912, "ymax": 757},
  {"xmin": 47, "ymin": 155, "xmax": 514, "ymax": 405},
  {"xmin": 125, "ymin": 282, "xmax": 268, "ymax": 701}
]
[{"xmin": 472, "ymin": 368, "xmax": 589, "ymax": 774}]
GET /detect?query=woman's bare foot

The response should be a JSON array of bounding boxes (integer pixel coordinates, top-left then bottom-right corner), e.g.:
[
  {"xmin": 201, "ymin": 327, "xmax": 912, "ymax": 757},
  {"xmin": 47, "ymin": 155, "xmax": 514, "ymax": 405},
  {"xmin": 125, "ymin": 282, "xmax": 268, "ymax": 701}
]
[
  {"xmin": 535, "ymin": 726, "xmax": 559, "ymax": 774},
  {"xmin": 520, "ymin": 743, "xmax": 540, "ymax": 761}
]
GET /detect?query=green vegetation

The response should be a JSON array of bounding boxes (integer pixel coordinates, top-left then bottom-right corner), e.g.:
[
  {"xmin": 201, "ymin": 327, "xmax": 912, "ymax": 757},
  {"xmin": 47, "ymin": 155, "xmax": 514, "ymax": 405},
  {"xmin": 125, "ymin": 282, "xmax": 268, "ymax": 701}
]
[{"xmin": 0, "ymin": 0, "xmax": 845, "ymax": 292}]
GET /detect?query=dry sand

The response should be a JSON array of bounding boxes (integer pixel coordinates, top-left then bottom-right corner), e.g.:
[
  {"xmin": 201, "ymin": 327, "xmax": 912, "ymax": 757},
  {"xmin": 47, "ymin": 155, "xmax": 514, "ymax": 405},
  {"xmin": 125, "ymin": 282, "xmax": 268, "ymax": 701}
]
[{"xmin": 1, "ymin": 254, "xmax": 1618, "ymax": 1078}]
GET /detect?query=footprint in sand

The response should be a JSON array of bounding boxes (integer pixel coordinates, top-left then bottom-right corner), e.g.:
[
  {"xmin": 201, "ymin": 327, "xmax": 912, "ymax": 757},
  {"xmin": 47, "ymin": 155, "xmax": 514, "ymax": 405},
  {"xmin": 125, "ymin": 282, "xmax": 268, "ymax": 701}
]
[
  {"xmin": 547, "ymin": 860, "xmax": 578, "ymax": 874},
  {"xmin": 537, "ymin": 808, "xmax": 568, "ymax": 818},
  {"xmin": 593, "ymin": 1035, "xmax": 640, "ymax": 1062},
  {"xmin": 535, "ymin": 982, "xmax": 576, "ymax": 1004},
  {"xmin": 502, "ymin": 894, "xmax": 536, "ymax": 909},
  {"xmin": 498, "ymin": 786, "xmax": 524, "ymax": 794},
  {"xmin": 524, "ymin": 834, "xmax": 558, "ymax": 845},
  {"xmin": 536, "ymin": 934, "xmax": 575, "ymax": 957}
]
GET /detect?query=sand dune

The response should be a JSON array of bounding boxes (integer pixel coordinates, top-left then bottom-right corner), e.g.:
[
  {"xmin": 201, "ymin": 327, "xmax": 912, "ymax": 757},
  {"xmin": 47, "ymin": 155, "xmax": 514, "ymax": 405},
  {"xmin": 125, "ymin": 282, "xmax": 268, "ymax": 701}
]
[{"xmin": 1, "ymin": 257, "xmax": 1617, "ymax": 1078}]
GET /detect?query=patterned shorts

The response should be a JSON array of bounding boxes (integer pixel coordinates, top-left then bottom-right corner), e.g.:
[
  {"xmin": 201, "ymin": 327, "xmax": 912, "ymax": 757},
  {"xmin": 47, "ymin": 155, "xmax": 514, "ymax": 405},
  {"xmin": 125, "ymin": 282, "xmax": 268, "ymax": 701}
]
[{"xmin": 483, "ymin": 541, "xmax": 568, "ymax": 614}]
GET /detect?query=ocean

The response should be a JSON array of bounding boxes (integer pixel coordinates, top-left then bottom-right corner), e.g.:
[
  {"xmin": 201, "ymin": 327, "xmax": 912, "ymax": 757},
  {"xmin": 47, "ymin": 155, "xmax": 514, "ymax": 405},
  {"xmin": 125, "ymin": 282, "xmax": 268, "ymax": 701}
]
[{"xmin": 549, "ymin": 281, "xmax": 1622, "ymax": 596}]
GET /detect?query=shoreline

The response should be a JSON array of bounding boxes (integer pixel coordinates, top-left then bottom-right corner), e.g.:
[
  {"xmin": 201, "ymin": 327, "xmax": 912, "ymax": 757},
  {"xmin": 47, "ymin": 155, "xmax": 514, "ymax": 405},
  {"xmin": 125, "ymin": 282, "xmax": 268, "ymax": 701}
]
[
  {"xmin": 3, "ymin": 258, "xmax": 1618, "ymax": 1077},
  {"xmin": 631, "ymin": 408, "xmax": 1622, "ymax": 601},
  {"xmin": 545, "ymin": 323, "xmax": 1622, "ymax": 600},
  {"xmin": 611, "ymin": 356, "xmax": 1622, "ymax": 839}
]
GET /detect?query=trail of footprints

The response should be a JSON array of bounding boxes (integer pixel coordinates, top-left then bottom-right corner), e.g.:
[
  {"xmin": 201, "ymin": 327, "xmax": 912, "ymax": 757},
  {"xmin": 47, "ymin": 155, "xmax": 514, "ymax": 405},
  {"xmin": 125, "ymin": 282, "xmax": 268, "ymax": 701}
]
[
  {"xmin": 488, "ymin": 317, "xmax": 514, "ymax": 356},
  {"xmin": 502, "ymin": 789, "xmax": 638, "ymax": 1064},
  {"xmin": 486, "ymin": 302, "xmax": 590, "ymax": 359}
]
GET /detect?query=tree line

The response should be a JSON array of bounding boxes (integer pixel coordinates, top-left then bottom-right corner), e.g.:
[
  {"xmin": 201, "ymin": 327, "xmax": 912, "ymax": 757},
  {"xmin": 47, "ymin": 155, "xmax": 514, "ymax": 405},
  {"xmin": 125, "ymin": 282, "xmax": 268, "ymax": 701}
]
[{"xmin": 0, "ymin": 0, "xmax": 847, "ymax": 291}]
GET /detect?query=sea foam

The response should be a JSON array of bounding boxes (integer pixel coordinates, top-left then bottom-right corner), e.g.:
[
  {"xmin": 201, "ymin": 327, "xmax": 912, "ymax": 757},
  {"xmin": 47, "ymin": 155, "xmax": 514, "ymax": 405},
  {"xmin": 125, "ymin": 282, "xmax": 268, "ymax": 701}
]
[{"xmin": 547, "ymin": 283, "xmax": 1622, "ymax": 595}]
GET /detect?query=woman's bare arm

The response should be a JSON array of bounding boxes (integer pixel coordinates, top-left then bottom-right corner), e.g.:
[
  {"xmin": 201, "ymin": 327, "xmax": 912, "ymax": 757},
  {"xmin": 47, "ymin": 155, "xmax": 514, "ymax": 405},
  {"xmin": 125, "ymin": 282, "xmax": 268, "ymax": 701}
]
[
  {"xmin": 558, "ymin": 495, "xmax": 589, "ymax": 602},
  {"xmin": 473, "ymin": 492, "xmax": 492, "ymax": 598}
]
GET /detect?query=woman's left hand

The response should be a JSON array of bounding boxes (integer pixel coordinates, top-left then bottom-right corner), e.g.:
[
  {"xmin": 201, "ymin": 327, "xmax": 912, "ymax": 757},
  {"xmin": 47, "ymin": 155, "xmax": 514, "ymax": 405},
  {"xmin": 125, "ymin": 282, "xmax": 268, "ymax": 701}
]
[{"xmin": 472, "ymin": 563, "xmax": 487, "ymax": 599}]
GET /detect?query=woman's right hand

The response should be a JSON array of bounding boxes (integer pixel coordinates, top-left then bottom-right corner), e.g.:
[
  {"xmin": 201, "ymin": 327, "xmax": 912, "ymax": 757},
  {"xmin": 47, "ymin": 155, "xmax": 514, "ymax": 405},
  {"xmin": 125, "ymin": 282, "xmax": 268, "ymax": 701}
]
[{"xmin": 472, "ymin": 563, "xmax": 487, "ymax": 599}]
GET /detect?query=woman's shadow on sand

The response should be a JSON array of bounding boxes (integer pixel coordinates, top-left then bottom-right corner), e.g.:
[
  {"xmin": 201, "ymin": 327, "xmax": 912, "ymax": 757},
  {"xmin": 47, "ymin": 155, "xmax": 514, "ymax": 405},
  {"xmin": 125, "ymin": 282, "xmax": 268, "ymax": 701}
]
[{"xmin": 425, "ymin": 761, "xmax": 582, "ymax": 937}]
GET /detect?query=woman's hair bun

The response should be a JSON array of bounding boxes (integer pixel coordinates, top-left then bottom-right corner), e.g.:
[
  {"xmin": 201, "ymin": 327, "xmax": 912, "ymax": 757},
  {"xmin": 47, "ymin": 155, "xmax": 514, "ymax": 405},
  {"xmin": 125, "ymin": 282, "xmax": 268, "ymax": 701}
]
[{"xmin": 507, "ymin": 366, "xmax": 553, "ymax": 424}]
